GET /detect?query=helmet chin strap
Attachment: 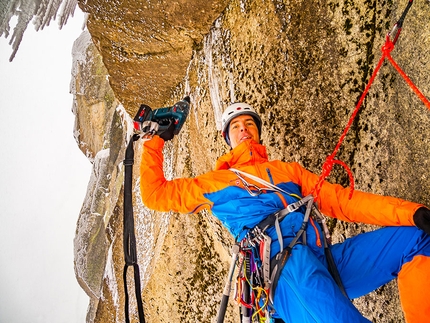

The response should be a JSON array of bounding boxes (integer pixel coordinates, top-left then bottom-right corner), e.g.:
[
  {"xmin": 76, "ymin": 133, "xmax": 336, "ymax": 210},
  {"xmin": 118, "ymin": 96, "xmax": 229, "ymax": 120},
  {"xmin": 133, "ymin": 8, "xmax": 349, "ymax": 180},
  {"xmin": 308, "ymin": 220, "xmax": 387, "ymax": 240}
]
[{"xmin": 224, "ymin": 132, "xmax": 231, "ymax": 147}]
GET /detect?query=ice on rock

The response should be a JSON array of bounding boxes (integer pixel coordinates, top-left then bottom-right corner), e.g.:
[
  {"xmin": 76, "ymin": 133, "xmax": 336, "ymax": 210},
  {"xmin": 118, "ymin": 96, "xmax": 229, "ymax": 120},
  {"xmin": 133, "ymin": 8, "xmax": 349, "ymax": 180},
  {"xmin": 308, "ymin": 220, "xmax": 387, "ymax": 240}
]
[{"xmin": 0, "ymin": 0, "xmax": 80, "ymax": 61}]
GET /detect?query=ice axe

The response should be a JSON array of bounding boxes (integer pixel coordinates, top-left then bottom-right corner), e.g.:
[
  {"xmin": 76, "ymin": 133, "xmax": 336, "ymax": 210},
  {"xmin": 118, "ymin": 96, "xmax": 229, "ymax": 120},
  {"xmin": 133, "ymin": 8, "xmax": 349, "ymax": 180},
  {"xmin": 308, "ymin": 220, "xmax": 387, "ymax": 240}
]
[{"xmin": 216, "ymin": 244, "xmax": 240, "ymax": 323}]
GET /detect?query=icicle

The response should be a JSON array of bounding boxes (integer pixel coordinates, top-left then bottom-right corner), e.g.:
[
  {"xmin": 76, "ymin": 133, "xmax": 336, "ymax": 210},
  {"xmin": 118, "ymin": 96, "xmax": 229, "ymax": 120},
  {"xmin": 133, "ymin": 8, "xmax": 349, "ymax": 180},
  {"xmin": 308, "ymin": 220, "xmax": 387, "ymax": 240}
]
[
  {"xmin": 0, "ymin": 1, "xmax": 19, "ymax": 38},
  {"xmin": 204, "ymin": 25, "xmax": 223, "ymax": 130},
  {"xmin": 7, "ymin": 1, "xmax": 37, "ymax": 62},
  {"xmin": 58, "ymin": 0, "xmax": 78, "ymax": 29},
  {"xmin": 33, "ymin": 0, "xmax": 63, "ymax": 31},
  {"xmin": 1, "ymin": 0, "xmax": 80, "ymax": 61}
]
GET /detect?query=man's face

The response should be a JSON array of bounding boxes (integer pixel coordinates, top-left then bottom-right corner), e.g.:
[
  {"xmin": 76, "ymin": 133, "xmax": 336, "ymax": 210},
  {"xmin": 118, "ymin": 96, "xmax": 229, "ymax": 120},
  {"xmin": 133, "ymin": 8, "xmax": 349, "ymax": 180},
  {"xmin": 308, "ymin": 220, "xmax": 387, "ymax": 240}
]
[{"xmin": 228, "ymin": 114, "xmax": 260, "ymax": 149}]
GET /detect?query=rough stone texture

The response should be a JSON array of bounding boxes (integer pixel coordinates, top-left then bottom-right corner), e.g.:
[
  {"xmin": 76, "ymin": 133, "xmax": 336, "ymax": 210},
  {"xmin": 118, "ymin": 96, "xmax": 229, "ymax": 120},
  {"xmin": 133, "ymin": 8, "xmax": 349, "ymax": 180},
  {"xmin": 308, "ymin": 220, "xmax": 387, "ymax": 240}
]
[
  {"xmin": 74, "ymin": 0, "xmax": 430, "ymax": 322},
  {"xmin": 79, "ymin": 0, "xmax": 230, "ymax": 110},
  {"xmin": 72, "ymin": 29, "xmax": 133, "ymax": 323}
]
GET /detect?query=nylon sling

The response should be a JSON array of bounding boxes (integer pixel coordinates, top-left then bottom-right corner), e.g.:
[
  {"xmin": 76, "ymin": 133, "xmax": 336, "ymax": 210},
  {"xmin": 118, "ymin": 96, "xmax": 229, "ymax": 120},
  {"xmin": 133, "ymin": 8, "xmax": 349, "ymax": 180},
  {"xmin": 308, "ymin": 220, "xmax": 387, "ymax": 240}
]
[{"xmin": 123, "ymin": 134, "xmax": 146, "ymax": 323}]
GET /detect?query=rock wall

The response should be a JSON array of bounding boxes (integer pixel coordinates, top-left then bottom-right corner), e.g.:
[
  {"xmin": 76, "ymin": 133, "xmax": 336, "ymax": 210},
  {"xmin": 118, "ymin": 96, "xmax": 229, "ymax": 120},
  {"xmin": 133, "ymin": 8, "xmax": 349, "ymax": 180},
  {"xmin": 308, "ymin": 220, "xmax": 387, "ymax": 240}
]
[
  {"xmin": 79, "ymin": 0, "xmax": 230, "ymax": 109},
  {"xmin": 73, "ymin": 0, "xmax": 430, "ymax": 322}
]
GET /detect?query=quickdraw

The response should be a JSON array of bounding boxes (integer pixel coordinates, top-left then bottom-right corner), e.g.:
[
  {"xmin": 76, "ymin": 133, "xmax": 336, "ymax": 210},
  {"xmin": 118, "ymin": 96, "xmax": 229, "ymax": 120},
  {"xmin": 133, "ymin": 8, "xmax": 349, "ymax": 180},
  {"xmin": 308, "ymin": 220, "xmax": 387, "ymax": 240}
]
[{"xmin": 235, "ymin": 245, "xmax": 271, "ymax": 323}]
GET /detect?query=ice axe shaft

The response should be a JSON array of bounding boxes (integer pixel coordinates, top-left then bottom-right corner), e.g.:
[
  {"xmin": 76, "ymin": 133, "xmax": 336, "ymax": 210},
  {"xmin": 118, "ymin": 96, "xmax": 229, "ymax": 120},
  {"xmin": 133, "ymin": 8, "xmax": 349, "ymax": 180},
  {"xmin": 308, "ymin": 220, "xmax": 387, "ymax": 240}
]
[{"xmin": 216, "ymin": 244, "xmax": 240, "ymax": 323}]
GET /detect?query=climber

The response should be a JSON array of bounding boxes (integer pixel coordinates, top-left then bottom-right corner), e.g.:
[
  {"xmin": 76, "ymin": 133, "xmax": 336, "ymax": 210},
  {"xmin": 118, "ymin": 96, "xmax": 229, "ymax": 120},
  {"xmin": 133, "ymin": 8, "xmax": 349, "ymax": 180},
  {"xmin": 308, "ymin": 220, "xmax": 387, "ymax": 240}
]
[{"xmin": 139, "ymin": 102, "xmax": 430, "ymax": 323}]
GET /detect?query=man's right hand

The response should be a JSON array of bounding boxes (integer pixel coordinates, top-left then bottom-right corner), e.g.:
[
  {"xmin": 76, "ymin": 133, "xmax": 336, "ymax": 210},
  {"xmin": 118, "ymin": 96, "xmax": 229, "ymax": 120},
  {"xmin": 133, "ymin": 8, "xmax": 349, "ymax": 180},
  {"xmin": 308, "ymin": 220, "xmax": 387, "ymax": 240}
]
[
  {"xmin": 140, "ymin": 120, "xmax": 175, "ymax": 141},
  {"xmin": 158, "ymin": 121, "xmax": 175, "ymax": 141}
]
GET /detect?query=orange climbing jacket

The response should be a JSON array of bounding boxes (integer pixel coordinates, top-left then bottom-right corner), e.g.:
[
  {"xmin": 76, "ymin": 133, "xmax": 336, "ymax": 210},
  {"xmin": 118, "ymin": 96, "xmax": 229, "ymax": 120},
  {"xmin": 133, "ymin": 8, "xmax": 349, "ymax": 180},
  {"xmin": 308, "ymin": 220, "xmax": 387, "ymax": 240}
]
[{"xmin": 140, "ymin": 136, "xmax": 420, "ymax": 233}]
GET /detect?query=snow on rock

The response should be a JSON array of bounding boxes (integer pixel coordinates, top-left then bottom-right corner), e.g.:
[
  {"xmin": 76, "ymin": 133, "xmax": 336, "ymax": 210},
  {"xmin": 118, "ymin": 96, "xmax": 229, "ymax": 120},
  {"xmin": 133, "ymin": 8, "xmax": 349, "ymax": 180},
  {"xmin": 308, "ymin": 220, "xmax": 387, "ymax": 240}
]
[
  {"xmin": 70, "ymin": 27, "xmax": 133, "ymax": 322},
  {"xmin": 71, "ymin": 27, "xmax": 177, "ymax": 322},
  {"xmin": 70, "ymin": 29, "xmax": 120, "ymax": 162},
  {"xmin": 203, "ymin": 16, "xmax": 235, "ymax": 130}
]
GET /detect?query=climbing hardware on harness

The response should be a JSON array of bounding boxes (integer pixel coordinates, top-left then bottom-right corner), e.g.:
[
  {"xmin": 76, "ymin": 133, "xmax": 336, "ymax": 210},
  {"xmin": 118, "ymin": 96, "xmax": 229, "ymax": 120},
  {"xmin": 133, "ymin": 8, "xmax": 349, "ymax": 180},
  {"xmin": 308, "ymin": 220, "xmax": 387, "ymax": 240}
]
[{"xmin": 215, "ymin": 169, "xmax": 344, "ymax": 323}]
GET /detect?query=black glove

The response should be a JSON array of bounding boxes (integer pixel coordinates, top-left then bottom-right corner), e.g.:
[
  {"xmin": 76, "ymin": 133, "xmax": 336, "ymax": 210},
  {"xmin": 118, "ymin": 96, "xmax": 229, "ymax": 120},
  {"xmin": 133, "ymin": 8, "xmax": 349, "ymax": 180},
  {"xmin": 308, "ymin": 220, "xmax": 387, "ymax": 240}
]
[
  {"xmin": 158, "ymin": 120, "xmax": 175, "ymax": 141},
  {"xmin": 413, "ymin": 207, "xmax": 430, "ymax": 235}
]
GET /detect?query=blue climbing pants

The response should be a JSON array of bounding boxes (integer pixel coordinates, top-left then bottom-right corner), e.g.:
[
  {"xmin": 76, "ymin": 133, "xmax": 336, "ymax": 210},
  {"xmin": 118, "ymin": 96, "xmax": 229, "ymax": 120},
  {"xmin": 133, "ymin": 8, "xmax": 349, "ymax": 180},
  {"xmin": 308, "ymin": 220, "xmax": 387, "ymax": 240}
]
[{"xmin": 273, "ymin": 226, "xmax": 430, "ymax": 323}]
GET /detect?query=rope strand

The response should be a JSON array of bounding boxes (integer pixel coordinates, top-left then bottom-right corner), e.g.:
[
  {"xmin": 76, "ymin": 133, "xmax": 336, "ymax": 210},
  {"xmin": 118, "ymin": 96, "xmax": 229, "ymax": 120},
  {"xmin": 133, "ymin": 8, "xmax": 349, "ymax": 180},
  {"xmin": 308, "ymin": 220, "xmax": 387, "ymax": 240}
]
[{"xmin": 312, "ymin": 0, "xmax": 429, "ymax": 200}]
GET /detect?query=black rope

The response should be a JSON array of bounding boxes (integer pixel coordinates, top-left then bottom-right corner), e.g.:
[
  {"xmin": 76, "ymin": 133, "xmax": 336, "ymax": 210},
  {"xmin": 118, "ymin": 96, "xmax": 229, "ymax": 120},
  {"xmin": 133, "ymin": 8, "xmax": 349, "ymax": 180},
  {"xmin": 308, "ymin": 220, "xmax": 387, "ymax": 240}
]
[
  {"xmin": 391, "ymin": 0, "xmax": 414, "ymax": 45},
  {"xmin": 123, "ymin": 134, "xmax": 146, "ymax": 323},
  {"xmin": 396, "ymin": 0, "xmax": 413, "ymax": 29}
]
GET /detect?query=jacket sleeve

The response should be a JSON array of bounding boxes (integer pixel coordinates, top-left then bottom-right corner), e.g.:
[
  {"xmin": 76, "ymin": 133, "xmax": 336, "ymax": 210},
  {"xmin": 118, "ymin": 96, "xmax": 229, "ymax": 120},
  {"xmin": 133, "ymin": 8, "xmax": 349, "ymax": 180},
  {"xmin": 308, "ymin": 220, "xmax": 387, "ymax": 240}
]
[
  {"xmin": 287, "ymin": 162, "xmax": 423, "ymax": 227},
  {"xmin": 139, "ymin": 136, "xmax": 214, "ymax": 214}
]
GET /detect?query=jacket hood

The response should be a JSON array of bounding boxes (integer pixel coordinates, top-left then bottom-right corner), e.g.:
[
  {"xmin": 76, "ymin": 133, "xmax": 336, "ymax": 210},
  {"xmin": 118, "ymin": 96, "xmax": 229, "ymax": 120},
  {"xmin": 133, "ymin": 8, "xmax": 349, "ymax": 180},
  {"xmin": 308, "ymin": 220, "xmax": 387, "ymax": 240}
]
[{"xmin": 215, "ymin": 140, "xmax": 269, "ymax": 170}]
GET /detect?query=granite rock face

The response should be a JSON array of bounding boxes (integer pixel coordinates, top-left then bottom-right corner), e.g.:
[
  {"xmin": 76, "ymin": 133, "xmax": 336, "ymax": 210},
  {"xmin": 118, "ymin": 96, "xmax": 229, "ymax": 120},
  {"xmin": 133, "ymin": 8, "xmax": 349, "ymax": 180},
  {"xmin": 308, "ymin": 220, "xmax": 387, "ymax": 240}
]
[
  {"xmin": 79, "ymin": 0, "xmax": 230, "ymax": 110},
  {"xmin": 73, "ymin": 0, "xmax": 430, "ymax": 322}
]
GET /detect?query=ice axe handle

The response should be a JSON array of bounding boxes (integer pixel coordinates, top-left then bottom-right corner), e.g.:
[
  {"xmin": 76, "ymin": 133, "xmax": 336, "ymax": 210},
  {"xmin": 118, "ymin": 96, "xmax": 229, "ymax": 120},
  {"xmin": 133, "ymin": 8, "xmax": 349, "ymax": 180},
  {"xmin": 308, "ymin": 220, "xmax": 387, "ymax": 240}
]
[{"xmin": 216, "ymin": 244, "xmax": 240, "ymax": 323}]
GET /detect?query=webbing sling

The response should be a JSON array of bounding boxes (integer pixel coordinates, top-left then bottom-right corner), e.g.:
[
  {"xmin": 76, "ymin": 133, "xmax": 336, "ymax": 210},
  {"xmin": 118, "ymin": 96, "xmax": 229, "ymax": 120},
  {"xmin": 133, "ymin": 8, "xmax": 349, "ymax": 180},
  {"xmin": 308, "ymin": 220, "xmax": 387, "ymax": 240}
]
[{"xmin": 123, "ymin": 134, "xmax": 146, "ymax": 323}]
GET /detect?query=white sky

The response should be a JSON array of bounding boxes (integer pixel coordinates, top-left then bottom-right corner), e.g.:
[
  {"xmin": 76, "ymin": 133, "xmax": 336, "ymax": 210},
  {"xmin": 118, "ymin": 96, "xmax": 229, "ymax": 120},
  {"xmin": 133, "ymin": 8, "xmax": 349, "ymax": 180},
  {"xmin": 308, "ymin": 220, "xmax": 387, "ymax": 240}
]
[{"xmin": 0, "ymin": 8, "xmax": 91, "ymax": 323}]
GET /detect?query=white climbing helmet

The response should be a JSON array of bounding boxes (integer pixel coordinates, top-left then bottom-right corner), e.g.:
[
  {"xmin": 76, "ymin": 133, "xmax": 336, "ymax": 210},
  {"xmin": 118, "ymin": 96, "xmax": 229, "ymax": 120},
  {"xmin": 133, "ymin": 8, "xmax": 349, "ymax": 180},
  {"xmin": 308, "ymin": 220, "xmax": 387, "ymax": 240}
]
[{"xmin": 221, "ymin": 102, "xmax": 262, "ymax": 146}]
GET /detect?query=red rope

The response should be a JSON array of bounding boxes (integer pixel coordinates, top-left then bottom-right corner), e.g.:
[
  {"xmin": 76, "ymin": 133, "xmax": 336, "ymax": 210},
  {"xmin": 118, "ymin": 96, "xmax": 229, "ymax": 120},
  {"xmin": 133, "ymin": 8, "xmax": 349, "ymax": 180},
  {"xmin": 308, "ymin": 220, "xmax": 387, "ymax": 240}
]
[
  {"xmin": 385, "ymin": 50, "xmax": 430, "ymax": 111},
  {"xmin": 312, "ymin": 30, "xmax": 430, "ymax": 200}
]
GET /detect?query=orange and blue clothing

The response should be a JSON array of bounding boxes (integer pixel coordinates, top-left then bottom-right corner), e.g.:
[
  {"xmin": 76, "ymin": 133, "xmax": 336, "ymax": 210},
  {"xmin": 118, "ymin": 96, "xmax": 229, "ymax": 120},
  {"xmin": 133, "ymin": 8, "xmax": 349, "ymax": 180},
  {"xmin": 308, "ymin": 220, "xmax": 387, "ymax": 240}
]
[{"xmin": 140, "ymin": 136, "xmax": 430, "ymax": 322}]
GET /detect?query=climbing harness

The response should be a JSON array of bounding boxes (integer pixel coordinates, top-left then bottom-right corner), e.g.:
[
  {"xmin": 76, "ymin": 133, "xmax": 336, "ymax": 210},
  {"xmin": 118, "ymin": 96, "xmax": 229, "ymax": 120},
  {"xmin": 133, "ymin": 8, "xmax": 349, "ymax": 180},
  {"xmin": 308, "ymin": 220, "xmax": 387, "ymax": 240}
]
[
  {"xmin": 312, "ymin": 0, "xmax": 430, "ymax": 200},
  {"xmin": 123, "ymin": 134, "xmax": 146, "ymax": 323},
  {"xmin": 216, "ymin": 169, "xmax": 345, "ymax": 323}
]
